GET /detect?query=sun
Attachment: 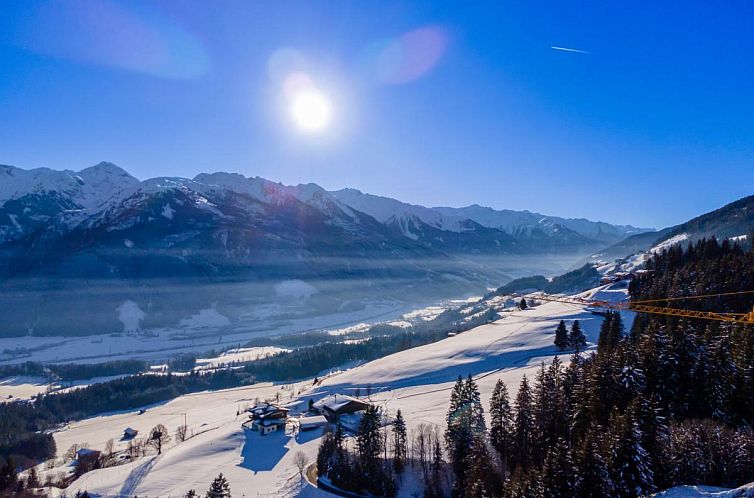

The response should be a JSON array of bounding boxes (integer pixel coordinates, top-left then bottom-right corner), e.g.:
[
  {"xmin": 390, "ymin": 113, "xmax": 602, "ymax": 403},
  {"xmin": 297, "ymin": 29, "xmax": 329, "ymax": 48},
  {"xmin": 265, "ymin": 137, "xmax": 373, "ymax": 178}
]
[{"xmin": 289, "ymin": 89, "xmax": 333, "ymax": 132}]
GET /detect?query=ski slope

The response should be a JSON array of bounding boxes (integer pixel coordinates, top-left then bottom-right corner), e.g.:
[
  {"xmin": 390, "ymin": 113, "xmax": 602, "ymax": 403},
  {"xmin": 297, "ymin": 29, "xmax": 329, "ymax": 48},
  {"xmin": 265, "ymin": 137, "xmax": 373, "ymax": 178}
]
[{"xmin": 59, "ymin": 283, "xmax": 631, "ymax": 497}]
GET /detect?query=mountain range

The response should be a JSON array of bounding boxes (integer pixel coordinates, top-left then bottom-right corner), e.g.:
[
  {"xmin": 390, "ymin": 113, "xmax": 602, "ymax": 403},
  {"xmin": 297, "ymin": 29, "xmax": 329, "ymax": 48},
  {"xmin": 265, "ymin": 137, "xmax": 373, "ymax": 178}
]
[
  {"xmin": 0, "ymin": 162, "xmax": 648, "ymax": 251},
  {"xmin": 0, "ymin": 161, "xmax": 649, "ymax": 337}
]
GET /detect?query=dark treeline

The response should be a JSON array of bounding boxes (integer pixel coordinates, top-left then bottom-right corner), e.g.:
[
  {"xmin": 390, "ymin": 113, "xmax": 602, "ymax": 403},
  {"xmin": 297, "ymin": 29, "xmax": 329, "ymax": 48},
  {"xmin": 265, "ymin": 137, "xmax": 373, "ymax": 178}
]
[
  {"xmin": 0, "ymin": 359, "xmax": 148, "ymax": 382},
  {"xmin": 244, "ymin": 307, "xmax": 498, "ymax": 381},
  {"xmin": 631, "ymin": 236, "xmax": 754, "ymax": 314},
  {"xmin": 492, "ymin": 263, "xmax": 600, "ymax": 297},
  {"xmin": 442, "ymin": 238, "xmax": 754, "ymax": 497}
]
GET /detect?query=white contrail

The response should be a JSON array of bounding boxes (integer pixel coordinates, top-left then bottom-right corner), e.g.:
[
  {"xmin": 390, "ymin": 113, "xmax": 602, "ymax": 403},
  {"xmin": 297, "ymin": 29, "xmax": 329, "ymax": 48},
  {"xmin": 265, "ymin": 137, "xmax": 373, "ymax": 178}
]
[{"xmin": 551, "ymin": 46, "xmax": 592, "ymax": 55}]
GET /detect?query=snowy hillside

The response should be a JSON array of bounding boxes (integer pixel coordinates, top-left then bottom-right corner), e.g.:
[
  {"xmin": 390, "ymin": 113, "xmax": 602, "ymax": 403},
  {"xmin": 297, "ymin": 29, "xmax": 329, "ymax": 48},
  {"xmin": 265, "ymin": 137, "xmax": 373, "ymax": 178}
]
[
  {"xmin": 51, "ymin": 283, "xmax": 631, "ymax": 497},
  {"xmin": 595, "ymin": 194, "xmax": 754, "ymax": 273}
]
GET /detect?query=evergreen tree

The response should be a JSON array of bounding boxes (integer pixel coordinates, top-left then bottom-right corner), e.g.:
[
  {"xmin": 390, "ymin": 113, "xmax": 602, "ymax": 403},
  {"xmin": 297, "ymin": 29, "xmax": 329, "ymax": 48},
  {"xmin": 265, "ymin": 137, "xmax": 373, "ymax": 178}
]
[
  {"xmin": 597, "ymin": 312, "xmax": 614, "ymax": 353},
  {"xmin": 445, "ymin": 376, "xmax": 467, "ymax": 478},
  {"xmin": 574, "ymin": 429, "xmax": 612, "ymax": 498},
  {"xmin": 632, "ymin": 395, "xmax": 670, "ymax": 490},
  {"xmin": 705, "ymin": 330, "xmax": 736, "ymax": 422},
  {"xmin": 357, "ymin": 405, "xmax": 383, "ymax": 480},
  {"xmin": 464, "ymin": 374, "xmax": 486, "ymax": 434},
  {"xmin": 463, "ymin": 436, "xmax": 493, "ymax": 498},
  {"xmin": 317, "ymin": 429, "xmax": 336, "ymax": 477},
  {"xmin": 569, "ymin": 321, "xmax": 586, "ymax": 352},
  {"xmin": 598, "ymin": 311, "xmax": 625, "ymax": 353},
  {"xmin": 392, "ymin": 409, "xmax": 408, "ymax": 473},
  {"xmin": 541, "ymin": 437, "xmax": 576, "ymax": 498},
  {"xmin": 562, "ymin": 354, "xmax": 584, "ymax": 434},
  {"xmin": 513, "ymin": 375, "xmax": 535, "ymax": 471},
  {"xmin": 504, "ymin": 468, "xmax": 545, "ymax": 498},
  {"xmin": 330, "ymin": 424, "xmax": 353, "ymax": 490},
  {"xmin": 205, "ymin": 473, "xmax": 231, "ymax": 498},
  {"xmin": 606, "ymin": 408, "xmax": 654, "ymax": 498},
  {"xmin": 609, "ymin": 312, "xmax": 625, "ymax": 346},
  {"xmin": 489, "ymin": 379, "xmax": 514, "ymax": 472},
  {"xmin": 0, "ymin": 457, "xmax": 17, "ymax": 491},
  {"xmin": 185, "ymin": 490, "xmax": 198, "ymax": 498},
  {"xmin": 445, "ymin": 375, "xmax": 485, "ymax": 497},
  {"xmin": 554, "ymin": 320, "xmax": 569, "ymax": 350}
]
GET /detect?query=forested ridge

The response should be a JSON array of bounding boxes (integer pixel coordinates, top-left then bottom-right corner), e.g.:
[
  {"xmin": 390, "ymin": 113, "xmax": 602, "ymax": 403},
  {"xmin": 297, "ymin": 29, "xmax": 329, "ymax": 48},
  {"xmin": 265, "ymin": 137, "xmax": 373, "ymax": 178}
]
[{"xmin": 442, "ymin": 238, "xmax": 754, "ymax": 497}]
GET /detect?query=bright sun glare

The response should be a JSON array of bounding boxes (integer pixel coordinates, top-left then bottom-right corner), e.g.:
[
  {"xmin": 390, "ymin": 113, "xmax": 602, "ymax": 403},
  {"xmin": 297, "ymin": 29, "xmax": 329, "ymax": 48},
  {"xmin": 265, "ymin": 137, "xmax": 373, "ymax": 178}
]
[{"xmin": 290, "ymin": 89, "xmax": 333, "ymax": 132}]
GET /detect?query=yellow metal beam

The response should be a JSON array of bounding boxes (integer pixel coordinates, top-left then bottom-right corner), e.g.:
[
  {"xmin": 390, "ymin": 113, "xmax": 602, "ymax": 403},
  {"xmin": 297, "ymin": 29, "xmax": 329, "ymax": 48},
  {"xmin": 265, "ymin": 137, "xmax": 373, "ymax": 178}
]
[{"xmin": 520, "ymin": 292, "xmax": 754, "ymax": 324}]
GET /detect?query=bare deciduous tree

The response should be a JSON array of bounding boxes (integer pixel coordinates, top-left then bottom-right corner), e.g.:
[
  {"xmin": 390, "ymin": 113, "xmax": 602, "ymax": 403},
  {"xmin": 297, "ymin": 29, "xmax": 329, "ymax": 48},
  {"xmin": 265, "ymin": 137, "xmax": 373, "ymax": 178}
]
[
  {"xmin": 104, "ymin": 439, "xmax": 115, "ymax": 461},
  {"xmin": 413, "ymin": 423, "xmax": 434, "ymax": 480},
  {"xmin": 127, "ymin": 439, "xmax": 139, "ymax": 459},
  {"xmin": 65, "ymin": 444, "xmax": 80, "ymax": 461},
  {"xmin": 176, "ymin": 424, "xmax": 188, "ymax": 442},
  {"xmin": 137, "ymin": 436, "xmax": 149, "ymax": 456},
  {"xmin": 148, "ymin": 423, "xmax": 171, "ymax": 455},
  {"xmin": 293, "ymin": 450, "xmax": 309, "ymax": 479}
]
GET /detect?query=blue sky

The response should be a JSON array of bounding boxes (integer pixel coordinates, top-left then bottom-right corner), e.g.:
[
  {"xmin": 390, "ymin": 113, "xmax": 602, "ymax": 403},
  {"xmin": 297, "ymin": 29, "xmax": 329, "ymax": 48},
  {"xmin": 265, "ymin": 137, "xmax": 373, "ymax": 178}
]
[{"xmin": 1, "ymin": 1, "xmax": 753, "ymax": 228}]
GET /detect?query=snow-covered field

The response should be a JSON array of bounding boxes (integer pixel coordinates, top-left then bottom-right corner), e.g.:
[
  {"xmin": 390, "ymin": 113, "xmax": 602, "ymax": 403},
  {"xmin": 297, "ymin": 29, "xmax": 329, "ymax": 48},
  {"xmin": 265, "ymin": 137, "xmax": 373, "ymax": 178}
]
[
  {"xmin": 194, "ymin": 347, "xmax": 289, "ymax": 370},
  {"xmin": 43, "ymin": 283, "xmax": 634, "ymax": 497},
  {"xmin": 0, "ymin": 376, "xmax": 50, "ymax": 402},
  {"xmin": 0, "ymin": 374, "xmax": 130, "ymax": 403},
  {"xmin": 0, "ymin": 294, "xmax": 494, "ymax": 368},
  {"xmin": 0, "ymin": 299, "xmax": 411, "ymax": 366}
]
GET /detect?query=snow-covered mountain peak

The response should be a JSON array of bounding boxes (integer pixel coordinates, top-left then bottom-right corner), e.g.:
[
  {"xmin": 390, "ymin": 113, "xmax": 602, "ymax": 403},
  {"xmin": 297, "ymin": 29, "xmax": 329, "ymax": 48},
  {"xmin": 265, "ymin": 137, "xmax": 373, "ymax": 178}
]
[
  {"xmin": 331, "ymin": 188, "xmax": 465, "ymax": 232},
  {"xmin": 193, "ymin": 172, "xmax": 356, "ymax": 219},
  {"xmin": 0, "ymin": 162, "xmax": 650, "ymax": 254},
  {"xmin": 0, "ymin": 162, "xmax": 138, "ymax": 209},
  {"xmin": 78, "ymin": 161, "xmax": 133, "ymax": 179}
]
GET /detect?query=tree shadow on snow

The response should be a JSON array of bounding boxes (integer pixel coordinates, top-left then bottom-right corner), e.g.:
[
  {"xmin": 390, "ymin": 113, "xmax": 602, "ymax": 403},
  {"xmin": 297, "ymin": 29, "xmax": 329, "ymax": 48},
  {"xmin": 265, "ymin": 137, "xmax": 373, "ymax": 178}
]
[
  {"xmin": 324, "ymin": 344, "xmax": 566, "ymax": 398},
  {"xmin": 239, "ymin": 427, "xmax": 289, "ymax": 473}
]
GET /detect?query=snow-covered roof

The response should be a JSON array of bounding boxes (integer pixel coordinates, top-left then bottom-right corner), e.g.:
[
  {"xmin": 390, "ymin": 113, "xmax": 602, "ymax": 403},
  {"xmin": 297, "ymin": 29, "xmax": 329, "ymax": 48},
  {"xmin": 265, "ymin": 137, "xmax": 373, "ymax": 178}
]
[
  {"xmin": 312, "ymin": 394, "xmax": 369, "ymax": 413},
  {"xmin": 298, "ymin": 415, "xmax": 328, "ymax": 429},
  {"xmin": 248, "ymin": 402, "xmax": 289, "ymax": 415}
]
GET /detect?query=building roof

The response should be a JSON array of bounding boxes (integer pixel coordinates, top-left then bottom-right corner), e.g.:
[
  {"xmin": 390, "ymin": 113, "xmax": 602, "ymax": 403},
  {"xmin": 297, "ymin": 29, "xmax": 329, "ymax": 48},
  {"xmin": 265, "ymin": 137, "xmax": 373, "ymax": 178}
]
[
  {"xmin": 76, "ymin": 448, "xmax": 100, "ymax": 457},
  {"xmin": 298, "ymin": 415, "xmax": 328, "ymax": 429},
  {"xmin": 260, "ymin": 419, "xmax": 286, "ymax": 427},
  {"xmin": 337, "ymin": 410, "xmax": 392, "ymax": 432},
  {"xmin": 312, "ymin": 394, "xmax": 370, "ymax": 414},
  {"xmin": 248, "ymin": 403, "xmax": 289, "ymax": 422},
  {"xmin": 249, "ymin": 402, "xmax": 289, "ymax": 415}
]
